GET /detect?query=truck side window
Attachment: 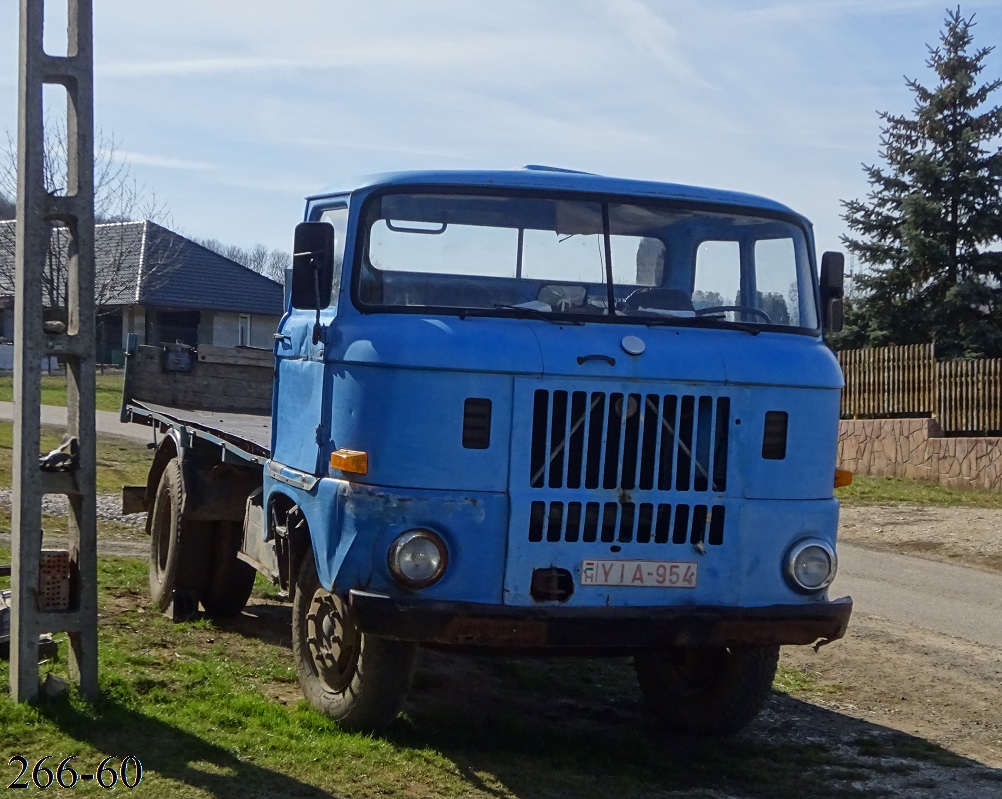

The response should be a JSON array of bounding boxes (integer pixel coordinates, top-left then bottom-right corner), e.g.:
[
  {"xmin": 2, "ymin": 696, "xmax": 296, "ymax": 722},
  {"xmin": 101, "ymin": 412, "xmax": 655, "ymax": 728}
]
[
  {"xmin": 693, "ymin": 240, "xmax": 739, "ymax": 309},
  {"xmin": 754, "ymin": 238, "xmax": 796, "ymax": 325},
  {"xmin": 320, "ymin": 206, "xmax": 349, "ymax": 306}
]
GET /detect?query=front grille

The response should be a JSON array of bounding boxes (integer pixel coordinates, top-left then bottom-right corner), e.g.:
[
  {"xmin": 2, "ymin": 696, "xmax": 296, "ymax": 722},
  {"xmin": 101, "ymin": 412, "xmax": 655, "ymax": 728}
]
[
  {"xmin": 529, "ymin": 500, "xmax": 726, "ymax": 545},
  {"xmin": 529, "ymin": 390, "xmax": 730, "ymax": 492}
]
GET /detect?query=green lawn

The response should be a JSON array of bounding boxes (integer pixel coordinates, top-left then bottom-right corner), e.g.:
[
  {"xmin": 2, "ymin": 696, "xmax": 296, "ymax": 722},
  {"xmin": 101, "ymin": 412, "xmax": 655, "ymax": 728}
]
[
  {"xmin": 837, "ymin": 473, "xmax": 1002, "ymax": 508},
  {"xmin": 0, "ymin": 549, "xmax": 932, "ymax": 799},
  {"xmin": 0, "ymin": 373, "xmax": 125, "ymax": 414},
  {"xmin": 0, "ymin": 421, "xmax": 151, "ymax": 495}
]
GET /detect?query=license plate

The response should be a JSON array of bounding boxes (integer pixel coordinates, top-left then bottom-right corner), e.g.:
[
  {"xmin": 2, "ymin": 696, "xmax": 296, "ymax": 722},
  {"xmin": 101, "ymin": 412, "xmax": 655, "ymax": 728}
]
[{"xmin": 580, "ymin": 559, "xmax": 698, "ymax": 588}]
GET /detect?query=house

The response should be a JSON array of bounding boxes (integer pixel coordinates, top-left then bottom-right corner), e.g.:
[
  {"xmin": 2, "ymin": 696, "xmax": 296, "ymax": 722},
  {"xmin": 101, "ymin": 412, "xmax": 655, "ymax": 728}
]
[{"xmin": 0, "ymin": 220, "xmax": 285, "ymax": 363}]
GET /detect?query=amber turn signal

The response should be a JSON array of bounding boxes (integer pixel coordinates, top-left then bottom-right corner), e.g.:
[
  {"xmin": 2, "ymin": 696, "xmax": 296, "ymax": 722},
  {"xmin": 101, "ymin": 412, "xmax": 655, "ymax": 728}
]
[
  {"xmin": 834, "ymin": 469, "xmax": 853, "ymax": 488},
  {"xmin": 330, "ymin": 449, "xmax": 368, "ymax": 475}
]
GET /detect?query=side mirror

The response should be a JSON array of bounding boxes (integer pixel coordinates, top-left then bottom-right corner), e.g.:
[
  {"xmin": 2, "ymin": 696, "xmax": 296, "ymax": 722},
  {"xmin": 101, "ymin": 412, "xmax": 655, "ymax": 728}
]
[
  {"xmin": 820, "ymin": 251, "xmax": 845, "ymax": 334},
  {"xmin": 291, "ymin": 222, "xmax": 334, "ymax": 310}
]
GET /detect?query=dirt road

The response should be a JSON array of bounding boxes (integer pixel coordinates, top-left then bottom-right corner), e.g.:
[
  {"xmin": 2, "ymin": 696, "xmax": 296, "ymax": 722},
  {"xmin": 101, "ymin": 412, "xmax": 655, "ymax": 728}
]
[
  {"xmin": 0, "ymin": 401, "xmax": 151, "ymax": 443},
  {"xmin": 774, "ymin": 504, "xmax": 1002, "ymax": 794}
]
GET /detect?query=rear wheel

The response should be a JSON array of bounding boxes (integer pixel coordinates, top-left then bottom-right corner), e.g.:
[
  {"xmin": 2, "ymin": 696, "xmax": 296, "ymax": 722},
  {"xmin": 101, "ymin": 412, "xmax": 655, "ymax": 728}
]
[
  {"xmin": 200, "ymin": 521, "xmax": 257, "ymax": 618},
  {"xmin": 635, "ymin": 645, "xmax": 779, "ymax": 735},
  {"xmin": 292, "ymin": 548, "xmax": 416, "ymax": 732},
  {"xmin": 148, "ymin": 458, "xmax": 210, "ymax": 612}
]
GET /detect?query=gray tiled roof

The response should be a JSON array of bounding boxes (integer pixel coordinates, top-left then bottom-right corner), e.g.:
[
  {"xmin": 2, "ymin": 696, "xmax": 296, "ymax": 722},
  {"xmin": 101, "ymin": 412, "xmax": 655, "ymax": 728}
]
[{"xmin": 0, "ymin": 220, "xmax": 284, "ymax": 315}]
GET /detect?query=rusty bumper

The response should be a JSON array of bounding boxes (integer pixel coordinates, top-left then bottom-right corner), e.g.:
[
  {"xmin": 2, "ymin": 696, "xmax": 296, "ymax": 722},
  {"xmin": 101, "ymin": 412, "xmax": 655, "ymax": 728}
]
[{"xmin": 348, "ymin": 590, "xmax": 853, "ymax": 651}]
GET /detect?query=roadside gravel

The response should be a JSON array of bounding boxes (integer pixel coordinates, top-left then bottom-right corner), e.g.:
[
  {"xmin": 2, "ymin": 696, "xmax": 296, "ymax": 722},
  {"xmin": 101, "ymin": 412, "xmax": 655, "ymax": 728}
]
[{"xmin": 0, "ymin": 489, "xmax": 145, "ymax": 528}]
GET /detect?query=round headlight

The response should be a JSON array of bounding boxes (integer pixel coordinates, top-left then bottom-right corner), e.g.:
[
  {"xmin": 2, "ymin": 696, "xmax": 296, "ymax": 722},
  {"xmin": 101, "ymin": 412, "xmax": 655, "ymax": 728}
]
[
  {"xmin": 784, "ymin": 539, "xmax": 837, "ymax": 593},
  {"xmin": 388, "ymin": 529, "xmax": 448, "ymax": 589}
]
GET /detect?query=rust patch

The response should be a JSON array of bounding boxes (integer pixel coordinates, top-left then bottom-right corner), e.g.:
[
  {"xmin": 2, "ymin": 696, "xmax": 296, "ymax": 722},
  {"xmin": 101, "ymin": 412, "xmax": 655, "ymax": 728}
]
[{"xmin": 443, "ymin": 618, "xmax": 548, "ymax": 647}]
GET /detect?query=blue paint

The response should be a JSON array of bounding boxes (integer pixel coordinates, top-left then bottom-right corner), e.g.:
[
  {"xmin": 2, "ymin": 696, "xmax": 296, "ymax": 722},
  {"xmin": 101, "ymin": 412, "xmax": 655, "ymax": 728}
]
[{"xmin": 267, "ymin": 167, "xmax": 848, "ymax": 633}]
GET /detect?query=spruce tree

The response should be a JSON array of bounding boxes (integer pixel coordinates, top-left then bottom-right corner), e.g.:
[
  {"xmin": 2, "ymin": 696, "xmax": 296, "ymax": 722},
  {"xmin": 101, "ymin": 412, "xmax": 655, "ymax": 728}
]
[{"xmin": 840, "ymin": 7, "xmax": 1002, "ymax": 358}]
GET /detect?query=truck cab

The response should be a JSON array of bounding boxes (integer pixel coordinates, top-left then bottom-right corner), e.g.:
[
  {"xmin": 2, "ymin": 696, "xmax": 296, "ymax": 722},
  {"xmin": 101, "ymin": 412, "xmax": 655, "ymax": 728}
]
[{"xmin": 262, "ymin": 167, "xmax": 851, "ymax": 732}]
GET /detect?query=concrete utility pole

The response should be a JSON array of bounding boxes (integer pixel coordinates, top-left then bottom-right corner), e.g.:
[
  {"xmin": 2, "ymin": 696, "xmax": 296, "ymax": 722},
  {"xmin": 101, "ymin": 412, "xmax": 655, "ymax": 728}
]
[{"xmin": 11, "ymin": 0, "xmax": 98, "ymax": 701}]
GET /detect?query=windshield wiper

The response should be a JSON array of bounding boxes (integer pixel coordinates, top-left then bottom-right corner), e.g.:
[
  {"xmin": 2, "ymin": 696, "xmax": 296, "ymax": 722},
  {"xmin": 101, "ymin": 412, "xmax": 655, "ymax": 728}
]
[
  {"xmin": 636, "ymin": 314, "xmax": 761, "ymax": 335},
  {"xmin": 458, "ymin": 304, "xmax": 584, "ymax": 325}
]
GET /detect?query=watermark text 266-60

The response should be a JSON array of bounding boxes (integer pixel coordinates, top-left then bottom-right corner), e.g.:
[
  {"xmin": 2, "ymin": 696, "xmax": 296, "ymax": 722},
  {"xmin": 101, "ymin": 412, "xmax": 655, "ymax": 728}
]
[{"xmin": 8, "ymin": 756, "xmax": 143, "ymax": 789}]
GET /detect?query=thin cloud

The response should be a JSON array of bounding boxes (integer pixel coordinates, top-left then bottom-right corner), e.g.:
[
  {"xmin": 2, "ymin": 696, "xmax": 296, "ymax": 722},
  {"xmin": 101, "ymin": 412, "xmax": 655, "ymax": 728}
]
[
  {"xmin": 111, "ymin": 150, "xmax": 216, "ymax": 171},
  {"xmin": 739, "ymin": 0, "xmax": 945, "ymax": 23},
  {"xmin": 598, "ymin": 0, "xmax": 710, "ymax": 88},
  {"xmin": 96, "ymin": 35, "xmax": 534, "ymax": 79},
  {"xmin": 289, "ymin": 136, "xmax": 482, "ymax": 162}
]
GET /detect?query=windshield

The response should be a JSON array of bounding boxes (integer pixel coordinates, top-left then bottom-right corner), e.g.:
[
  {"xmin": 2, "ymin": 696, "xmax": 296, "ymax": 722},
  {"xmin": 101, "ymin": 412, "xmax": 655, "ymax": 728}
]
[{"xmin": 355, "ymin": 191, "xmax": 819, "ymax": 330}]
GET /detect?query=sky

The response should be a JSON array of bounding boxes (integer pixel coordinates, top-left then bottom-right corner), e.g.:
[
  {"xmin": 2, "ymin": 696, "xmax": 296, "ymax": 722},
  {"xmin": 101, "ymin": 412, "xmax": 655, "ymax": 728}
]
[{"xmin": 2, "ymin": 0, "xmax": 1002, "ymax": 265}]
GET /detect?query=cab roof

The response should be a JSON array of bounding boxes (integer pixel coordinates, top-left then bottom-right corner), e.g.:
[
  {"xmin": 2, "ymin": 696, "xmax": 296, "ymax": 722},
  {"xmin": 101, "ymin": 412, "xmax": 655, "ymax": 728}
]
[{"xmin": 307, "ymin": 166, "xmax": 809, "ymax": 224}]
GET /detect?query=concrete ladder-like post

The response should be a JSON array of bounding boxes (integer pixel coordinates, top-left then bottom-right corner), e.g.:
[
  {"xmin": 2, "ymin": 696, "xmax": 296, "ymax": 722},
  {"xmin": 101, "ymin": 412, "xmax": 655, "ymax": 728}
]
[{"xmin": 11, "ymin": 0, "xmax": 98, "ymax": 701}]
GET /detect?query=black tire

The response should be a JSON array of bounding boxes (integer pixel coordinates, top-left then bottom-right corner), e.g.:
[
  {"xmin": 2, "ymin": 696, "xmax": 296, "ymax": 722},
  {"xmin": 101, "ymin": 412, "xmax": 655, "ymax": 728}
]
[
  {"xmin": 200, "ymin": 521, "xmax": 257, "ymax": 618},
  {"xmin": 292, "ymin": 548, "xmax": 416, "ymax": 733},
  {"xmin": 148, "ymin": 458, "xmax": 210, "ymax": 612},
  {"xmin": 635, "ymin": 645, "xmax": 779, "ymax": 735}
]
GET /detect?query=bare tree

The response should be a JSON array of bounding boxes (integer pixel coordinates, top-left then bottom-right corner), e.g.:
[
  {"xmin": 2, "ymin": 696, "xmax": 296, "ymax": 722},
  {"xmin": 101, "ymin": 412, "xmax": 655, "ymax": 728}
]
[
  {"xmin": 195, "ymin": 237, "xmax": 289, "ymax": 283},
  {"xmin": 0, "ymin": 118, "xmax": 175, "ymax": 318}
]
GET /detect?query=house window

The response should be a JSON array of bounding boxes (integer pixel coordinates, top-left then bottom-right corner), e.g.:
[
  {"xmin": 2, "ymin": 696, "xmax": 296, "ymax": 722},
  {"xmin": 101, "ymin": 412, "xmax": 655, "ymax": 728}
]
[
  {"xmin": 156, "ymin": 310, "xmax": 200, "ymax": 347},
  {"xmin": 238, "ymin": 314, "xmax": 251, "ymax": 346}
]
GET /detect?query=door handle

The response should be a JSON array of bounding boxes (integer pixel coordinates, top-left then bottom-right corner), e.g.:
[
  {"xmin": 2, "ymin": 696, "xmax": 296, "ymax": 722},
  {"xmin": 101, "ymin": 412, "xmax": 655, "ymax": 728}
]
[{"xmin": 577, "ymin": 354, "xmax": 616, "ymax": 366}]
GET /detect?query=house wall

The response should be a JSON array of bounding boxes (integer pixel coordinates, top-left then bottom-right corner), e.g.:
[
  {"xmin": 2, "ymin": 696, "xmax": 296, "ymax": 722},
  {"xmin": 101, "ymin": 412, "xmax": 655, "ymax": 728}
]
[
  {"xmin": 209, "ymin": 311, "xmax": 281, "ymax": 349},
  {"xmin": 838, "ymin": 418, "xmax": 1002, "ymax": 492},
  {"xmin": 122, "ymin": 305, "xmax": 146, "ymax": 348},
  {"xmin": 0, "ymin": 344, "xmax": 59, "ymax": 372},
  {"xmin": 120, "ymin": 306, "xmax": 279, "ymax": 350}
]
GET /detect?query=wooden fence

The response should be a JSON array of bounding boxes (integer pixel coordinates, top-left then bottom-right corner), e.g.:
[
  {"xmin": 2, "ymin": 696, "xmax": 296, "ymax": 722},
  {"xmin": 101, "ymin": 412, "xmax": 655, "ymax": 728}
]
[{"xmin": 837, "ymin": 344, "xmax": 1002, "ymax": 435}]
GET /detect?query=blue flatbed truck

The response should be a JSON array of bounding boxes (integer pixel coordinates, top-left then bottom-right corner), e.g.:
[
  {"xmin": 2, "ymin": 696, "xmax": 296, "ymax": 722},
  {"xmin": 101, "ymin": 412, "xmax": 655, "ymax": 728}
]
[{"xmin": 122, "ymin": 166, "xmax": 853, "ymax": 734}]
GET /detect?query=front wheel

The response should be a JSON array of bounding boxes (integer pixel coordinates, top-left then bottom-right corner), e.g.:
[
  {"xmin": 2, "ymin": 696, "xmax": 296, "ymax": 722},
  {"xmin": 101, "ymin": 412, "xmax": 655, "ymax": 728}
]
[
  {"xmin": 292, "ymin": 548, "xmax": 416, "ymax": 733},
  {"xmin": 635, "ymin": 645, "xmax": 779, "ymax": 735}
]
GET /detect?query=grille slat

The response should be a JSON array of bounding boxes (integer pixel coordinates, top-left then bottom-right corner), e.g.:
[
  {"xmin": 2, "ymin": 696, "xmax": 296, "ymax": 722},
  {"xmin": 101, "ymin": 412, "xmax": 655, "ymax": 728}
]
[
  {"xmin": 526, "ymin": 389, "xmax": 731, "ymax": 546},
  {"xmin": 532, "ymin": 389, "xmax": 729, "ymax": 494},
  {"xmin": 597, "ymin": 392, "xmax": 613, "ymax": 487},
  {"xmin": 661, "ymin": 395, "xmax": 680, "ymax": 491},
  {"xmin": 527, "ymin": 500, "xmax": 726, "ymax": 546}
]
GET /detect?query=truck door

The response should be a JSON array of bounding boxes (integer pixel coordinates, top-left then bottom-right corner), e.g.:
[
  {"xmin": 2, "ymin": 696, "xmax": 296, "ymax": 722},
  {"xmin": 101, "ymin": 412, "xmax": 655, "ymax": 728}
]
[{"xmin": 271, "ymin": 206, "xmax": 347, "ymax": 475}]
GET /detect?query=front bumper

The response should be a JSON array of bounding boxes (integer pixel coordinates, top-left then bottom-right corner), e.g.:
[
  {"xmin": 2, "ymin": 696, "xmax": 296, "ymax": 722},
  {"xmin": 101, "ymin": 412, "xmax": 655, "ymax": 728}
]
[{"xmin": 349, "ymin": 590, "xmax": 853, "ymax": 651}]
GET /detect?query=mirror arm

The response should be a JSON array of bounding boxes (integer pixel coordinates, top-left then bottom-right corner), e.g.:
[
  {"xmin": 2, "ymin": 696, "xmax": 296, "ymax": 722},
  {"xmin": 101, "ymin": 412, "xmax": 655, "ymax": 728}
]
[{"xmin": 312, "ymin": 260, "xmax": 323, "ymax": 345}]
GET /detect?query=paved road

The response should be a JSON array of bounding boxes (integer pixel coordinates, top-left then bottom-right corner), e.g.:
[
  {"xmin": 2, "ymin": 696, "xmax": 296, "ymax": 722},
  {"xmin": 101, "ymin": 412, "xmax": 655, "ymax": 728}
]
[
  {"xmin": 0, "ymin": 400, "xmax": 152, "ymax": 443},
  {"xmin": 832, "ymin": 543, "xmax": 1002, "ymax": 649}
]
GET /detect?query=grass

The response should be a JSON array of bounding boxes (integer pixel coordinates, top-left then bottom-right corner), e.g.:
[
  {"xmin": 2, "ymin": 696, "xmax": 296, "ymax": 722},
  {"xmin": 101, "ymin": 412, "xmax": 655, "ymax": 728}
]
[
  {"xmin": 0, "ymin": 421, "xmax": 152, "ymax": 494},
  {"xmin": 837, "ymin": 474, "xmax": 1002, "ymax": 508},
  {"xmin": 0, "ymin": 545, "xmax": 977, "ymax": 799},
  {"xmin": 0, "ymin": 373, "xmax": 125, "ymax": 414},
  {"xmin": 773, "ymin": 665, "xmax": 845, "ymax": 697}
]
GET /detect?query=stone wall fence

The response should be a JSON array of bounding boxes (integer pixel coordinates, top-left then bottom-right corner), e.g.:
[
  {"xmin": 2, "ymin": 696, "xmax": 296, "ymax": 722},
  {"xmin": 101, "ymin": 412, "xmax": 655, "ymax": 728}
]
[{"xmin": 838, "ymin": 417, "xmax": 1002, "ymax": 492}]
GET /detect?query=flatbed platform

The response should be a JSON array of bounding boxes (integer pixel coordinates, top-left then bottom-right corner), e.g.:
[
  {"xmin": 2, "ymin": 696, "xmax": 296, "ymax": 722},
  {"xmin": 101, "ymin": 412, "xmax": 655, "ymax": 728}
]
[
  {"xmin": 121, "ymin": 342, "xmax": 275, "ymax": 464},
  {"xmin": 127, "ymin": 400, "xmax": 272, "ymax": 463}
]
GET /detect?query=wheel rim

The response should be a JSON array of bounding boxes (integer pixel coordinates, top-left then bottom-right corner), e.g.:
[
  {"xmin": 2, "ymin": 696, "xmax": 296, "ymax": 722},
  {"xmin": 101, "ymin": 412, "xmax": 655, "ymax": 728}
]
[{"xmin": 306, "ymin": 588, "xmax": 360, "ymax": 692}]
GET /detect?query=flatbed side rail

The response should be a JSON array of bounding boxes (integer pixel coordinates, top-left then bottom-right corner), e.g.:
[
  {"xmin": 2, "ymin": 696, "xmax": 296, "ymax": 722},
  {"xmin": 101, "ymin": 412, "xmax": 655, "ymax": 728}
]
[{"xmin": 125, "ymin": 403, "xmax": 269, "ymax": 466}]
